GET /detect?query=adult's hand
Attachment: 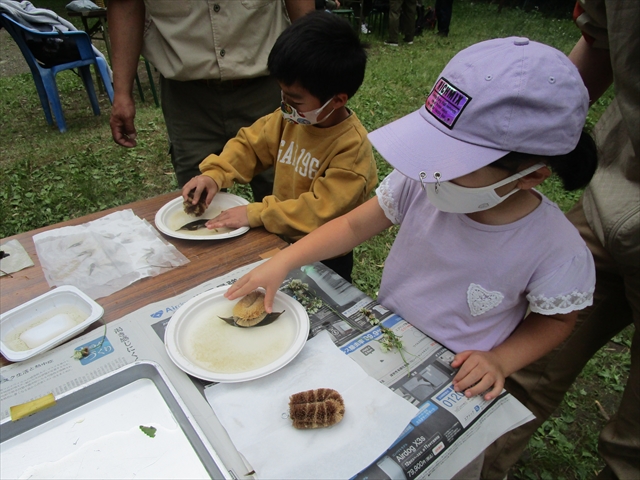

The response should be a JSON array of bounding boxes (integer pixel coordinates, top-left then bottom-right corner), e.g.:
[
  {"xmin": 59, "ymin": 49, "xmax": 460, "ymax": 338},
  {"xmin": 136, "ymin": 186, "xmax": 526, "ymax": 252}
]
[{"xmin": 110, "ymin": 95, "xmax": 137, "ymax": 147}]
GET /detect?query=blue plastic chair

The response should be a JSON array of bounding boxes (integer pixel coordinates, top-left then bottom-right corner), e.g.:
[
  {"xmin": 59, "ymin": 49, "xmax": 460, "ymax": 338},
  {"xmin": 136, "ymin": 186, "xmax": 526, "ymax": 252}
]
[{"xmin": 0, "ymin": 13, "xmax": 114, "ymax": 133}]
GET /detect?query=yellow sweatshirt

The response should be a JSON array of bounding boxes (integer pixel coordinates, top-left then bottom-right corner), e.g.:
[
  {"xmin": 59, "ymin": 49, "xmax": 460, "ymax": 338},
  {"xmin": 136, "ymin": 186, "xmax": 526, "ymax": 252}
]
[{"xmin": 199, "ymin": 108, "xmax": 378, "ymax": 241}]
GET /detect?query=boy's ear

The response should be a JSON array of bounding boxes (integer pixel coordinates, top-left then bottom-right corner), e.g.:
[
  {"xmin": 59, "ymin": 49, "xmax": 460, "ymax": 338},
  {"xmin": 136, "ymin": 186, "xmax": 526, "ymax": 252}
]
[
  {"xmin": 330, "ymin": 93, "xmax": 349, "ymax": 109},
  {"xmin": 516, "ymin": 166, "xmax": 551, "ymax": 190}
]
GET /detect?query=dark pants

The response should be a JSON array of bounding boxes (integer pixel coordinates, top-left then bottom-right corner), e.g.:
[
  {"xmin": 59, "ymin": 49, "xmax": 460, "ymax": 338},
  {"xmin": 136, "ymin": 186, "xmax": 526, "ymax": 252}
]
[
  {"xmin": 160, "ymin": 74, "xmax": 280, "ymax": 200},
  {"xmin": 435, "ymin": 0, "xmax": 453, "ymax": 35},
  {"xmin": 321, "ymin": 250, "xmax": 354, "ymax": 283},
  {"xmin": 388, "ymin": 0, "xmax": 417, "ymax": 42}
]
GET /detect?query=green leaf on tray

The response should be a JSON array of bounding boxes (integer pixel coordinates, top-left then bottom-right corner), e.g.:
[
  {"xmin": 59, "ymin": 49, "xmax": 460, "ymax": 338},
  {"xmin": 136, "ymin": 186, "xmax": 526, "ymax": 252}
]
[{"xmin": 139, "ymin": 425, "xmax": 157, "ymax": 438}]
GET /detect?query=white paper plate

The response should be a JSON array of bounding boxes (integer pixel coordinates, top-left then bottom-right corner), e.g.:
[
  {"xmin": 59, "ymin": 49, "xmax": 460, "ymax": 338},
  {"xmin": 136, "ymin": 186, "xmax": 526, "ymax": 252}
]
[
  {"xmin": 164, "ymin": 287, "xmax": 310, "ymax": 383},
  {"xmin": 0, "ymin": 286, "xmax": 104, "ymax": 362},
  {"xmin": 154, "ymin": 192, "xmax": 250, "ymax": 241}
]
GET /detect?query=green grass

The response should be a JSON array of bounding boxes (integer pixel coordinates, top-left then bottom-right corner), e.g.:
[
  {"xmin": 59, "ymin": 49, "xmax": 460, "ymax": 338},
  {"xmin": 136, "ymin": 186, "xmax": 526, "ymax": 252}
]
[{"xmin": 0, "ymin": 1, "xmax": 631, "ymax": 478}]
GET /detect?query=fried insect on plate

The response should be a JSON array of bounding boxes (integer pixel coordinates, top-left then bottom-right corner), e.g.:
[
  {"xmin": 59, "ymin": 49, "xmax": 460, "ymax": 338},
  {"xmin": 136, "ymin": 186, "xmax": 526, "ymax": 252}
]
[
  {"xmin": 219, "ymin": 291, "xmax": 285, "ymax": 327},
  {"xmin": 289, "ymin": 388, "xmax": 345, "ymax": 429},
  {"xmin": 183, "ymin": 188, "xmax": 208, "ymax": 217}
]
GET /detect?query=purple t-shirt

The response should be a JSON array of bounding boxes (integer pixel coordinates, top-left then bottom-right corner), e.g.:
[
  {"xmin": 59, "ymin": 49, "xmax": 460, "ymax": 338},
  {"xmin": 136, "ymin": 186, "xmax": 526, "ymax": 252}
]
[{"xmin": 376, "ymin": 170, "xmax": 595, "ymax": 353}]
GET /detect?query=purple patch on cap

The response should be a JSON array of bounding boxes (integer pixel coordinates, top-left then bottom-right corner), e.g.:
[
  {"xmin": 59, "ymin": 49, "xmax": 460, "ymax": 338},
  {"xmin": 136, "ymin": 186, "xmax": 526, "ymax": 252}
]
[{"xmin": 425, "ymin": 77, "xmax": 471, "ymax": 129}]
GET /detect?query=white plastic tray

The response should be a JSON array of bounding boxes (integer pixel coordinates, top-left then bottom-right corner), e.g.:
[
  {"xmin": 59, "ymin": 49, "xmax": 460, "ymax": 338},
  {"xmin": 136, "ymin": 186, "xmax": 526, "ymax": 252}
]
[{"xmin": 0, "ymin": 285, "xmax": 104, "ymax": 362}]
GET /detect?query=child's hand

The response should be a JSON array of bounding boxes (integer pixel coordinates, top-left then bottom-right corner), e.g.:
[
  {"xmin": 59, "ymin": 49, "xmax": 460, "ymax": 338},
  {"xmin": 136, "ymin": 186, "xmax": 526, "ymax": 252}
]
[
  {"xmin": 181, "ymin": 175, "xmax": 218, "ymax": 207},
  {"xmin": 451, "ymin": 350, "xmax": 506, "ymax": 401},
  {"xmin": 224, "ymin": 259, "xmax": 290, "ymax": 312},
  {"xmin": 207, "ymin": 206, "xmax": 249, "ymax": 229}
]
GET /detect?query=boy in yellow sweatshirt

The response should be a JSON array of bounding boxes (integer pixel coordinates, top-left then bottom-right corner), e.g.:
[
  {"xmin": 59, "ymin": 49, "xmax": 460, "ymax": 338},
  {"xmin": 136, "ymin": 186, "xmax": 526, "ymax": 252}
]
[{"xmin": 182, "ymin": 11, "xmax": 377, "ymax": 281}]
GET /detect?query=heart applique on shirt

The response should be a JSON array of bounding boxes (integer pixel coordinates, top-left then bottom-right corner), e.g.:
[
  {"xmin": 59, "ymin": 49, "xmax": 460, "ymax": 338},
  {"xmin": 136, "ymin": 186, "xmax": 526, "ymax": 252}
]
[{"xmin": 467, "ymin": 283, "xmax": 504, "ymax": 317}]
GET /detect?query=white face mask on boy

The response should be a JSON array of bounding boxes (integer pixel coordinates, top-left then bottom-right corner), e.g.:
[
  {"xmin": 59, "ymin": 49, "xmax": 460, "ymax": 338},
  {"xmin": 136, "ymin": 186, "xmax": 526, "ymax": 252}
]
[
  {"xmin": 280, "ymin": 93, "xmax": 334, "ymax": 125},
  {"xmin": 425, "ymin": 162, "xmax": 545, "ymax": 214}
]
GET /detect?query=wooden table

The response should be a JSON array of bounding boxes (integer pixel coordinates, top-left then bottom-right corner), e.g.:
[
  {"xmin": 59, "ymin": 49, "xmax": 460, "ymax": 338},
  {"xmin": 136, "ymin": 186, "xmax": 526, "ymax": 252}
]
[{"xmin": 0, "ymin": 191, "xmax": 287, "ymax": 326}]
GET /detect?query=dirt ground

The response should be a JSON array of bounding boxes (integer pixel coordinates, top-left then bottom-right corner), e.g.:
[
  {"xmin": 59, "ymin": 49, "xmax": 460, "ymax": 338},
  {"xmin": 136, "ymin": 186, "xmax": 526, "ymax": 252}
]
[{"xmin": 0, "ymin": 28, "xmax": 30, "ymax": 77}]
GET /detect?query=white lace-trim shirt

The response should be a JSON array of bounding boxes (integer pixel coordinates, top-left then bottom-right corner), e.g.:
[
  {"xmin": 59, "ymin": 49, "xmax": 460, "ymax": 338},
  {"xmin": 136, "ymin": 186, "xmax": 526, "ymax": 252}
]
[{"xmin": 376, "ymin": 170, "xmax": 595, "ymax": 353}]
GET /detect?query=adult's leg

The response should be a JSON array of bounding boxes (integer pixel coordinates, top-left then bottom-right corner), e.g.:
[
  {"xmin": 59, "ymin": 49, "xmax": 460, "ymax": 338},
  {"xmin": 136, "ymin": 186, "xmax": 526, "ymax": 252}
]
[
  {"xmin": 218, "ymin": 76, "xmax": 281, "ymax": 202},
  {"xmin": 160, "ymin": 75, "xmax": 280, "ymax": 192},
  {"xmin": 399, "ymin": 0, "xmax": 416, "ymax": 42},
  {"xmin": 435, "ymin": 0, "xmax": 453, "ymax": 35},
  {"xmin": 160, "ymin": 76, "xmax": 226, "ymax": 187},
  {"xmin": 387, "ymin": 0, "xmax": 403, "ymax": 43},
  {"xmin": 597, "ymin": 265, "xmax": 639, "ymax": 479},
  {"xmin": 481, "ymin": 198, "xmax": 635, "ymax": 479}
]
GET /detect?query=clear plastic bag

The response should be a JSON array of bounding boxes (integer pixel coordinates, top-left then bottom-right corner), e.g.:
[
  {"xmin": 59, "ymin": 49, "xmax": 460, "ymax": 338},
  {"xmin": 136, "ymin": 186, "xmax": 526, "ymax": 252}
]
[{"xmin": 34, "ymin": 210, "xmax": 189, "ymax": 299}]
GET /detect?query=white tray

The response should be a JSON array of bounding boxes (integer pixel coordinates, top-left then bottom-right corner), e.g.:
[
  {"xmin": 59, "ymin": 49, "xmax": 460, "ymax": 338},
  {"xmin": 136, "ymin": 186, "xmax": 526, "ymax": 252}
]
[{"xmin": 0, "ymin": 285, "xmax": 104, "ymax": 362}]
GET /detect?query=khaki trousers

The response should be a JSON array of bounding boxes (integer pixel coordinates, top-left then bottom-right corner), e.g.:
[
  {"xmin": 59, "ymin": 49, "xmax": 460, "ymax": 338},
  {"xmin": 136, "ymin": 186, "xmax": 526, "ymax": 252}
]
[
  {"xmin": 482, "ymin": 197, "xmax": 640, "ymax": 480},
  {"xmin": 160, "ymin": 74, "xmax": 280, "ymax": 198}
]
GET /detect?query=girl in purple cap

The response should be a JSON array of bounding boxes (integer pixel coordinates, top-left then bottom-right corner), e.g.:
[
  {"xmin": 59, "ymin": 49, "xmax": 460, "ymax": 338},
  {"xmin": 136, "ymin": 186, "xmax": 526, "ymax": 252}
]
[{"xmin": 225, "ymin": 37, "xmax": 597, "ymax": 404}]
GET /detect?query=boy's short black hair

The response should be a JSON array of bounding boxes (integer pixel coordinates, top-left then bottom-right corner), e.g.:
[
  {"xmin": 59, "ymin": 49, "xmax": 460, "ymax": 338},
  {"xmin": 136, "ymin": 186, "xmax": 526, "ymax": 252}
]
[{"xmin": 268, "ymin": 11, "xmax": 368, "ymax": 102}]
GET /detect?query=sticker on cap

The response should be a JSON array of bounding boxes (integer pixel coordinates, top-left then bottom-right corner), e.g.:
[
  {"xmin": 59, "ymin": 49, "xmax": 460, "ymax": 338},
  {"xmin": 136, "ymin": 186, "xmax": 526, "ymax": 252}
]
[{"xmin": 425, "ymin": 77, "xmax": 471, "ymax": 129}]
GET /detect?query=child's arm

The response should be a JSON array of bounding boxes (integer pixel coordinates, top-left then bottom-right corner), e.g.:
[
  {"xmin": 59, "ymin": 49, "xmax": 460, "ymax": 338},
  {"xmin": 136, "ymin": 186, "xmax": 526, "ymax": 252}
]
[
  {"xmin": 225, "ymin": 196, "xmax": 393, "ymax": 310},
  {"xmin": 451, "ymin": 310, "xmax": 577, "ymax": 401},
  {"xmin": 208, "ymin": 161, "xmax": 374, "ymax": 234},
  {"xmin": 222, "ymin": 125, "xmax": 377, "ymax": 239}
]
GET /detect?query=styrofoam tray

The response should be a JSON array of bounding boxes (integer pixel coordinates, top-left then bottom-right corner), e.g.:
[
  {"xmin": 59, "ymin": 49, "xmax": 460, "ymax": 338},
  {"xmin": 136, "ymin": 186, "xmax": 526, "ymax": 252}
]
[
  {"xmin": 165, "ymin": 287, "xmax": 310, "ymax": 383},
  {"xmin": 0, "ymin": 285, "xmax": 104, "ymax": 362},
  {"xmin": 154, "ymin": 193, "xmax": 250, "ymax": 241}
]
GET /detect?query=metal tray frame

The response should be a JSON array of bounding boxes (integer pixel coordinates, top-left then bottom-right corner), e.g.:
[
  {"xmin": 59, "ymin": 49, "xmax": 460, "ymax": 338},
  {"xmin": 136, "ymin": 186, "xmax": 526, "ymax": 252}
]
[{"xmin": 0, "ymin": 361, "xmax": 229, "ymax": 479}]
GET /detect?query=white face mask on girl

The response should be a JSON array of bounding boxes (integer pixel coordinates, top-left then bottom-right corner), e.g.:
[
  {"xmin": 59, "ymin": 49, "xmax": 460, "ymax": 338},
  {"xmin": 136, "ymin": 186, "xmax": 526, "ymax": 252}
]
[
  {"xmin": 425, "ymin": 162, "xmax": 546, "ymax": 214},
  {"xmin": 280, "ymin": 93, "xmax": 335, "ymax": 125}
]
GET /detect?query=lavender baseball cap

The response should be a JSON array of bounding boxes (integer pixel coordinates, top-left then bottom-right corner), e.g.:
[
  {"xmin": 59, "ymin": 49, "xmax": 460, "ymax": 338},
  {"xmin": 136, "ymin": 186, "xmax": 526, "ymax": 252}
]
[{"xmin": 368, "ymin": 37, "xmax": 589, "ymax": 183}]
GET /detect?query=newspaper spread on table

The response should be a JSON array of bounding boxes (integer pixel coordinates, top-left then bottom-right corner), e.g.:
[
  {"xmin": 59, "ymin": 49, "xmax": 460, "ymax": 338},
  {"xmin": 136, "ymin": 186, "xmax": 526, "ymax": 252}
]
[{"xmin": 1, "ymin": 261, "xmax": 534, "ymax": 479}]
